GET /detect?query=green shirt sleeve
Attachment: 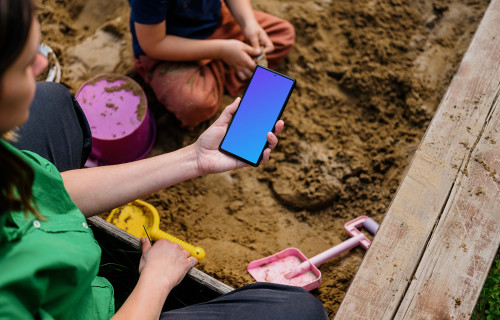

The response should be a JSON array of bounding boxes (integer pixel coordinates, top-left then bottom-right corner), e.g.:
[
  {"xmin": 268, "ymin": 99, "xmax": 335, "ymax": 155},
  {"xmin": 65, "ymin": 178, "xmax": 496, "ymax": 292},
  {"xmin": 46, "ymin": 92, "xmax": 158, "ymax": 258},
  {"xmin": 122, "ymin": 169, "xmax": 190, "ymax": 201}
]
[{"xmin": 0, "ymin": 140, "xmax": 115, "ymax": 319}]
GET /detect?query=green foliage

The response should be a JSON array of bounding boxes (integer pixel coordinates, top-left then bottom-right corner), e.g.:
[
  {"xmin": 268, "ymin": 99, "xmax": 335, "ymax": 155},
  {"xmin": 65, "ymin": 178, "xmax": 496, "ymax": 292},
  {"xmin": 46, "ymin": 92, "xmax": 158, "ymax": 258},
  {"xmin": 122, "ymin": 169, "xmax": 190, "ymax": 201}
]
[{"xmin": 472, "ymin": 258, "xmax": 500, "ymax": 320}]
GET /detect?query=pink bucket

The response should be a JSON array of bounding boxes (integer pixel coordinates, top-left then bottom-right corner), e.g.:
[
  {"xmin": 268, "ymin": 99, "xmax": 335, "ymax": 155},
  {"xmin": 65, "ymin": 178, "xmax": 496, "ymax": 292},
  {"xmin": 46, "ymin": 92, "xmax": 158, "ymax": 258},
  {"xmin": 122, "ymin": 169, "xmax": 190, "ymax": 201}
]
[{"xmin": 76, "ymin": 74, "xmax": 156, "ymax": 166}]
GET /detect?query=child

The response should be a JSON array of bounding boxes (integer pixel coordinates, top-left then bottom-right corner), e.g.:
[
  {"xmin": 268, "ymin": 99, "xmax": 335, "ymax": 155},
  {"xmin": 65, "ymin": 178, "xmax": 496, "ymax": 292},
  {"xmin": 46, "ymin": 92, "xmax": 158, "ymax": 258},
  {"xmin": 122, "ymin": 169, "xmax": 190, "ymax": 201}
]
[{"xmin": 129, "ymin": 0, "xmax": 295, "ymax": 129}]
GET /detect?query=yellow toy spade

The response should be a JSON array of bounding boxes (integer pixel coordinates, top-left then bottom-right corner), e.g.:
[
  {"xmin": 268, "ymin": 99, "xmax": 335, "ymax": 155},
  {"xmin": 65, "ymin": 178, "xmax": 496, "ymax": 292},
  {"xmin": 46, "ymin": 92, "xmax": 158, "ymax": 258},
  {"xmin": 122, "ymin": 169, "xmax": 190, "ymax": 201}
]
[{"xmin": 107, "ymin": 199, "xmax": 206, "ymax": 260}]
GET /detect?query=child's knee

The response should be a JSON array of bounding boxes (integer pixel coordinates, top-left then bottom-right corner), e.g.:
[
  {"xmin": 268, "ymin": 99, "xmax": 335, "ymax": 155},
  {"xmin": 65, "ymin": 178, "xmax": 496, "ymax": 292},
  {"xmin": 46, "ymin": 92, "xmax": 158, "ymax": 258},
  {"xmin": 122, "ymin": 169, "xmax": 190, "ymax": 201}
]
[
  {"xmin": 268, "ymin": 19, "xmax": 295, "ymax": 58},
  {"xmin": 281, "ymin": 20, "xmax": 296, "ymax": 47},
  {"xmin": 148, "ymin": 62, "xmax": 223, "ymax": 128},
  {"xmin": 163, "ymin": 88, "xmax": 220, "ymax": 128}
]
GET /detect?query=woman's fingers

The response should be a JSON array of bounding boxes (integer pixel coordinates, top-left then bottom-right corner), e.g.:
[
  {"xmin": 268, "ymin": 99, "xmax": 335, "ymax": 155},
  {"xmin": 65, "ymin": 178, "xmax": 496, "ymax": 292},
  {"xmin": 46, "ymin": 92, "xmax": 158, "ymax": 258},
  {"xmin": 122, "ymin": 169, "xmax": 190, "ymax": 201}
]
[
  {"xmin": 189, "ymin": 256, "xmax": 198, "ymax": 267},
  {"xmin": 141, "ymin": 237, "xmax": 152, "ymax": 254},
  {"xmin": 267, "ymin": 131, "xmax": 279, "ymax": 150},
  {"xmin": 138, "ymin": 237, "xmax": 152, "ymax": 273},
  {"xmin": 261, "ymin": 148, "xmax": 271, "ymax": 163},
  {"xmin": 274, "ymin": 120, "xmax": 284, "ymax": 136},
  {"xmin": 267, "ymin": 120, "xmax": 284, "ymax": 150},
  {"xmin": 182, "ymin": 248, "xmax": 191, "ymax": 258},
  {"xmin": 214, "ymin": 97, "xmax": 240, "ymax": 127},
  {"xmin": 260, "ymin": 120, "xmax": 285, "ymax": 163}
]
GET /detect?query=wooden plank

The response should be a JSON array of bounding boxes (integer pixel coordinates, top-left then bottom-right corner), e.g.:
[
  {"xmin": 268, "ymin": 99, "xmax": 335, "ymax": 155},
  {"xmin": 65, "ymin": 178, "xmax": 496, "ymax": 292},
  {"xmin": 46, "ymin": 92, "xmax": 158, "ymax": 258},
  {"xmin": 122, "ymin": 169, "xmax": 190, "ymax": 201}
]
[
  {"xmin": 334, "ymin": 0, "xmax": 500, "ymax": 318},
  {"xmin": 395, "ymin": 83, "xmax": 500, "ymax": 319},
  {"xmin": 88, "ymin": 216, "xmax": 234, "ymax": 295}
]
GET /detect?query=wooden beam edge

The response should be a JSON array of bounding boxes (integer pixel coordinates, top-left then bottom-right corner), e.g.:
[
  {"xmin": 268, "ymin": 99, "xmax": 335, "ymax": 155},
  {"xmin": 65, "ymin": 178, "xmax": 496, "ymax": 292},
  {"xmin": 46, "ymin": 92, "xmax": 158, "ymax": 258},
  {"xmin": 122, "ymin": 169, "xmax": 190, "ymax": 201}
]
[
  {"xmin": 88, "ymin": 216, "xmax": 234, "ymax": 295},
  {"xmin": 335, "ymin": 0, "xmax": 500, "ymax": 318}
]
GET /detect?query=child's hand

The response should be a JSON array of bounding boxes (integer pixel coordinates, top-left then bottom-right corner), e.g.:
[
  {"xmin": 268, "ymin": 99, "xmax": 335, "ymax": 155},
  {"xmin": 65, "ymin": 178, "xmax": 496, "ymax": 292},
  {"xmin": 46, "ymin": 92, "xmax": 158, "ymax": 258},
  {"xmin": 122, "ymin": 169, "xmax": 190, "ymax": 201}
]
[
  {"xmin": 193, "ymin": 97, "xmax": 284, "ymax": 175},
  {"xmin": 242, "ymin": 22, "xmax": 274, "ymax": 55},
  {"xmin": 220, "ymin": 39, "xmax": 260, "ymax": 80}
]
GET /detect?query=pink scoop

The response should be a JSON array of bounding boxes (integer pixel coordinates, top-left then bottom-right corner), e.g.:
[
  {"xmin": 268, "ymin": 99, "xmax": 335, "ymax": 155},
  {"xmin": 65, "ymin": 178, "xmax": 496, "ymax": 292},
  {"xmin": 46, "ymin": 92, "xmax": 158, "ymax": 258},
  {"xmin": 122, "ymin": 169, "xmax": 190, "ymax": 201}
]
[
  {"xmin": 247, "ymin": 248, "xmax": 321, "ymax": 291},
  {"xmin": 247, "ymin": 216, "xmax": 379, "ymax": 291}
]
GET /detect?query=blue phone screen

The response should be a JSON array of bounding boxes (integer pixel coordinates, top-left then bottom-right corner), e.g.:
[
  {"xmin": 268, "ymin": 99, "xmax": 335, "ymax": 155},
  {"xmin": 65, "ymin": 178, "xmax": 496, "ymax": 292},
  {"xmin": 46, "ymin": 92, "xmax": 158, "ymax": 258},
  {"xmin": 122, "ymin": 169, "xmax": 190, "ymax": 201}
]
[{"xmin": 220, "ymin": 66, "xmax": 295, "ymax": 165}]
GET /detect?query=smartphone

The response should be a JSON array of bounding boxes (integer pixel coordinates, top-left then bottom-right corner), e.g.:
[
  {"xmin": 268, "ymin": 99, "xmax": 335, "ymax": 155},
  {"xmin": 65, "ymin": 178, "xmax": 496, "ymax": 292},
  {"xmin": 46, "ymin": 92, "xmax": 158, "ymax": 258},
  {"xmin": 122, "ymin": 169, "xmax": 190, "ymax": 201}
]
[{"xmin": 219, "ymin": 65, "xmax": 296, "ymax": 166}]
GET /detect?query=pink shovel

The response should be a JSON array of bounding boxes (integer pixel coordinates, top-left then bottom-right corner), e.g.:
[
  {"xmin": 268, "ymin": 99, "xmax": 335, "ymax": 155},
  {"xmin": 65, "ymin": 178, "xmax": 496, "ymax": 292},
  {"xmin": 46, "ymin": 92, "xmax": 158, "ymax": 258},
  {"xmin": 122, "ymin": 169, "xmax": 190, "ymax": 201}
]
[{"xmin": 247, "ymin": 216, "xmax": 379, "ymax": 291}]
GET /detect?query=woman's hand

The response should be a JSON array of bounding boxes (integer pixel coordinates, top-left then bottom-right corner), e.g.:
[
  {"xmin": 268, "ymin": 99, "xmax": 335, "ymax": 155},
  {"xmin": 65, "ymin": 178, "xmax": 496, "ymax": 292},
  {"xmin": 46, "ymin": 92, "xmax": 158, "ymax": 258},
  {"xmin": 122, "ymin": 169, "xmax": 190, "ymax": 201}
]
[
  {"xmin": 193, "ymin": 97, "xmax": 284, "ymax": 175},
  {"xmin": 220, "ymin": 39, "xmax": 260, "ymax": 80},
  {"xmin": 113, "ymin": 238, "xmax": 197, "ymax": 319},
  {"xmin": 139, "ymin": 238, "xmax": 197, "ymax": 291}
]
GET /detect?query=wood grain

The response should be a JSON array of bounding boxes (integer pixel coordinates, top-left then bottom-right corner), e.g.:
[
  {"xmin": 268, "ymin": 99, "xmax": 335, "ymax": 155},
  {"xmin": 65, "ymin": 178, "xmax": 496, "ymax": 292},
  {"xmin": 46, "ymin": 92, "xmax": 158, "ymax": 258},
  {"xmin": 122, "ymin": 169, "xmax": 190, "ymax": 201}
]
[
  {"xmin": 88, "ymin": 216, "xmax": 234, "ymax": 294},
  {"xmin": 335, "ymin": 0, "xmax": 500, "ymax": 318}
]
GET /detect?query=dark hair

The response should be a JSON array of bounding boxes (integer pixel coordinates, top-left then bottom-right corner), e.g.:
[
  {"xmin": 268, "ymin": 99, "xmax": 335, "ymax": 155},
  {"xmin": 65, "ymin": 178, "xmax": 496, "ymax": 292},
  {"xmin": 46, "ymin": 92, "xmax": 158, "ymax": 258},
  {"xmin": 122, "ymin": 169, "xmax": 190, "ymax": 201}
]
[
  {"xmin": 0, "ymin": 0, "xmax": 34, "ymax": 78},
  {"xmin": 0, "ymin": 0, "xmax": 40, "ymax": 218}
]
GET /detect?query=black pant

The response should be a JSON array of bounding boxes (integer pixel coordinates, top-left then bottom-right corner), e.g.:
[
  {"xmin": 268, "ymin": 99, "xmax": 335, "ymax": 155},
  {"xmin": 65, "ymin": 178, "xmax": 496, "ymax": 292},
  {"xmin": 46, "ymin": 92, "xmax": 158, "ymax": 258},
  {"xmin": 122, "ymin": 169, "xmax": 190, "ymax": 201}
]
[
  {"xmin": 11, "ymin": 82, "xmax": 92, "ymax": 172},
  {"xmin": 160, "ymin": 283, "xmax": 329, "ymax": 320}
]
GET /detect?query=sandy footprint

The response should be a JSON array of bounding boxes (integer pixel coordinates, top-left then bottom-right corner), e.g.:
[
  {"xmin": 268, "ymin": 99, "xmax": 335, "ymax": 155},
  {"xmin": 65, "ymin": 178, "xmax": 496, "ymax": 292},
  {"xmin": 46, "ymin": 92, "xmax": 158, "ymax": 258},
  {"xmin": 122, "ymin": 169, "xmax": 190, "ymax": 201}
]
[{"xmin": 269, "ymin": 142, "xmax": 348, "ymax": 210}]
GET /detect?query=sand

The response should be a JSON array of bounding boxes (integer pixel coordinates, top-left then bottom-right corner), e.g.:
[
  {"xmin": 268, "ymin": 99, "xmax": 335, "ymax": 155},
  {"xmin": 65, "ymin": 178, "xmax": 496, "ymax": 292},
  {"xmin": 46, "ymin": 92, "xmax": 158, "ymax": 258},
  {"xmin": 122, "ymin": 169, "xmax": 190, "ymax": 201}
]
[{"xmin": 37, "ymin": 0, "xmax": 490, "ymax": 316}]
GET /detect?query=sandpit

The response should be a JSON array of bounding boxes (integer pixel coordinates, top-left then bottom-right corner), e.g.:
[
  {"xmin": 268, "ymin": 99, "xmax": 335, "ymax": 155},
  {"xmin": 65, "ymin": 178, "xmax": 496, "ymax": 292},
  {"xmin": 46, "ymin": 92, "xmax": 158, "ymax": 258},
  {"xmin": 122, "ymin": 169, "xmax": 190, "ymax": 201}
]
[{"xmin": 38, "ymin": 0, "xmax": 489, "ymax": 316}]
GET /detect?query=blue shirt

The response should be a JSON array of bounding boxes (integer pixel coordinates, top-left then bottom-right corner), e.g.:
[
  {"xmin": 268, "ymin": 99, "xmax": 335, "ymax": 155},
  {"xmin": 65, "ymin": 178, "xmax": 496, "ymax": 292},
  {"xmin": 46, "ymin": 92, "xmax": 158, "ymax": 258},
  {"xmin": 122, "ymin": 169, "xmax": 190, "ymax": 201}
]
[{"xmin": 129, "ymin": 0, "xmax": 222, "ymax": 57}]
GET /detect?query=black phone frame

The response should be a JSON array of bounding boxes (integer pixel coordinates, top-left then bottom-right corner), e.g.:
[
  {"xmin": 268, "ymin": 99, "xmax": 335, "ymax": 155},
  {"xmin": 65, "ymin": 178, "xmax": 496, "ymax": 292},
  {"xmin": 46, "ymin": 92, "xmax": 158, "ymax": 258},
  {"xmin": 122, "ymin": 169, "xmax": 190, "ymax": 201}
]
[{"xmin": 218, "ymin": 65, "xmax": 296, "ymax": 167}]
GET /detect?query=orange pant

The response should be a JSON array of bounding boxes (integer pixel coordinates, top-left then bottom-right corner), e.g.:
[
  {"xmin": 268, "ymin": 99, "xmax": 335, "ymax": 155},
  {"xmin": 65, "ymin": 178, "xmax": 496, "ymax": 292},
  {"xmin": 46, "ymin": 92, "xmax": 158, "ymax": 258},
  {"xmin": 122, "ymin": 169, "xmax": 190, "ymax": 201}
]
[{"xmin": 134, "ymin": 5, "xmax": 295, "ymax": 128}]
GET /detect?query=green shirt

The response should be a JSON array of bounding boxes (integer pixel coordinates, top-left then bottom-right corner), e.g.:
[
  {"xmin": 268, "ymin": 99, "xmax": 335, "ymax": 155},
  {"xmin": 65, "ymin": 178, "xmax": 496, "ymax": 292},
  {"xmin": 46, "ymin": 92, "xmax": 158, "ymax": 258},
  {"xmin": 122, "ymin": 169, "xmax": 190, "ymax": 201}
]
[{"xmin": 0, "ymin": 140, "xmax": 115, "ymax": 319}]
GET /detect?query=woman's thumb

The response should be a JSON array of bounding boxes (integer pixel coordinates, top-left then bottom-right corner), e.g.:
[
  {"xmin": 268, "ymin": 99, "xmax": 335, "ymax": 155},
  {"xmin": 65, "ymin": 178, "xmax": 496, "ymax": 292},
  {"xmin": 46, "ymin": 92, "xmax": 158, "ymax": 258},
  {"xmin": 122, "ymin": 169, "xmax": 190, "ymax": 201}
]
[{"xmin": 141, "ymin": 237, "xmax": 152, "ymax": 254}]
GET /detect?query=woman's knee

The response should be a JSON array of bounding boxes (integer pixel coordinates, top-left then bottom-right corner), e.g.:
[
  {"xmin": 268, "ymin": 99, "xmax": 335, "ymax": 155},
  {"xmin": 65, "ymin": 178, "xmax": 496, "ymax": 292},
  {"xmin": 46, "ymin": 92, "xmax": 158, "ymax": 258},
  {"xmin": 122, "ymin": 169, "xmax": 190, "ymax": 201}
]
[
  {"xmin": 231, "ymin": 283, "xmax": 329, "ymax": 319},
  {"xmin": 268, "ymin": 285, "xmax": 328, "ymax": 319},
  {"xmin": 12, "ymin": 81, "xmax": 91, "ymax": 171},
  {"xmin": 34, "ymin": 81, "xmax": 74, "ymax": 108},
  {"xmin": 288, "ymin": 288, "xmax": 329, "ymax": 319},
  {"xmin": 35, "ymin": 82, "xmax": 91, "ymax": 153}
]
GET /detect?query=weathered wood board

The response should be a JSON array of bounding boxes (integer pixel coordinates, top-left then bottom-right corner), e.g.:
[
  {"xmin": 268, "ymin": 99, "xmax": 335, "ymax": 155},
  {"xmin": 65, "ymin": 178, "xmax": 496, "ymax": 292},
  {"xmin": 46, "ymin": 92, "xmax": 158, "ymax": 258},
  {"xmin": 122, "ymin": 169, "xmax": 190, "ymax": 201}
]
[
  {"xmin": 88, "ymin": 216, "xmax": 234, "ymax": 295},
  {"xmin": 335, "ymin": 0, "xmax": 500, "ymax": 319}
]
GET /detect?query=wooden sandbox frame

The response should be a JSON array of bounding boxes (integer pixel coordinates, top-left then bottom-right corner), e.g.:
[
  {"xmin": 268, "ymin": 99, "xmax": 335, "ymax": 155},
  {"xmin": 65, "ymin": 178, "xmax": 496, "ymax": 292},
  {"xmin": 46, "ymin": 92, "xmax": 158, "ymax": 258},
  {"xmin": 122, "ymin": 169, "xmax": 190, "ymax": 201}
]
[
  {"xmin": 88, "ymin": 216, "xmax": 232, "ymax": 310},
  {"xmin": 89, "ymin": 0, "xmax": 499, "ymax": 317},
  {"xmin": 335, "ymin": 0, "xmax": 500, "ymax": 318}
]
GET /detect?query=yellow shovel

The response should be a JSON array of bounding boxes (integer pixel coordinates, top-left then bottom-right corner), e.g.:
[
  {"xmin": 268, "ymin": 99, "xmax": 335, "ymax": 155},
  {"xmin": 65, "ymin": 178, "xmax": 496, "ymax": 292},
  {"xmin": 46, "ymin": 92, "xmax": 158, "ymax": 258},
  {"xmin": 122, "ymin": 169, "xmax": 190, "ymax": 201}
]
[{"xmin": 107, "ymin": 199, "xmax": 206, "ymax": 260}]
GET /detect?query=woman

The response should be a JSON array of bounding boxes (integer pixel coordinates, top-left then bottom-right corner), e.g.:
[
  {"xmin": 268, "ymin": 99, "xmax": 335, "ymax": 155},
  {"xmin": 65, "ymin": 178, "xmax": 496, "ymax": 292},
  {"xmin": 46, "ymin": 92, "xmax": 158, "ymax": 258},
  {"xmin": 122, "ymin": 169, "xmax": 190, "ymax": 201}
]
[{"xmin": 0, "ymin": 0, "xmax": 328, "ymax": 319}]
